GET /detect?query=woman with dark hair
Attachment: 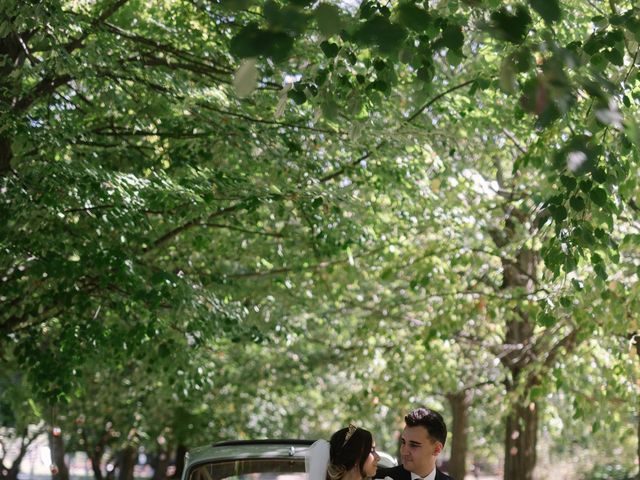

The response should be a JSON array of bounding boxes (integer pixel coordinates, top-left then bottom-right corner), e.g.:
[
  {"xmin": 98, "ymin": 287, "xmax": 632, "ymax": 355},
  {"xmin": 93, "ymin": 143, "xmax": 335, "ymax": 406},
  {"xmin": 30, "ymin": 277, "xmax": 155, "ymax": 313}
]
[{"xmin": 307, "ymin": 424, "xmax": 380, "ymax": 480}]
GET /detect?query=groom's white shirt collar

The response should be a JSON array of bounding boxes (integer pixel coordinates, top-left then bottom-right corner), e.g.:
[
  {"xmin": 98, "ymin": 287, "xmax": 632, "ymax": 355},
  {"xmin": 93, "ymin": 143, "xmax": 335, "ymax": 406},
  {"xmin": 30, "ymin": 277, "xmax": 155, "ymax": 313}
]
[{"xmin": 410, "ymin": 469, "xmax": 436, "ymax": 480}]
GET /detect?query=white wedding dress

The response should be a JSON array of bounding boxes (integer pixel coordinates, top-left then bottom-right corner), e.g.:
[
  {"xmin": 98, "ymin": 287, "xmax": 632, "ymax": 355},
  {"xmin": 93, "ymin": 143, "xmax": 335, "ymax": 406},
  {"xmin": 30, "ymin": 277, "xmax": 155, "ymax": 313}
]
[{"xmin": 306, "ymin": 440, "xmax": 330, "ymax": 480}]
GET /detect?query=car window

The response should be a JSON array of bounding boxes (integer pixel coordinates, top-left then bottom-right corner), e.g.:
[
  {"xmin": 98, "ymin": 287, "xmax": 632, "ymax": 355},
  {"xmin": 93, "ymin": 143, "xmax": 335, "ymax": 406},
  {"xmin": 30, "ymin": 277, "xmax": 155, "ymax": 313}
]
[{"xmin": 189, "ymin": 459, "xmax": 307, "ymax": 480}]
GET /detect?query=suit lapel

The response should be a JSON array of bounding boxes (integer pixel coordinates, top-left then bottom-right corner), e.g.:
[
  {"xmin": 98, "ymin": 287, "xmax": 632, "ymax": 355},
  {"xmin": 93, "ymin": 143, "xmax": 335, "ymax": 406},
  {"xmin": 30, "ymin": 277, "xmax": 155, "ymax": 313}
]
[
  {"xmin": 394, "ymin": 466, "xmax": 411, "ymax": 480},
  {"xmin": 433, "ymin": 469, "xmax": 448, "ymax": 480}
]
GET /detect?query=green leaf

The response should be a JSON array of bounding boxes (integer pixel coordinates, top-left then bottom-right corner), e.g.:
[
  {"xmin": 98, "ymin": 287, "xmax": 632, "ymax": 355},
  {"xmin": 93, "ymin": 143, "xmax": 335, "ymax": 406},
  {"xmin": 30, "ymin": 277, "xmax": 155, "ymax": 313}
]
[
  {"xmin": 560, "ymin": 175, "xmax": 577, "ymax": 191},
  {"xmin": 396, "ymin": 2, "xmax": 431, "ymax": 32},
  {"xmin": 513, "ymin": 47, "xmax": 533, "ymax": 72},
  {"xmin": 367, "ymin": 79, "xmax": 389, "ymax": 93},
  {"xmin": 592, "ymin": 167, "xmax": 607, "ymax": 183},
  {"xmin": 319, "ymin": 97, "xmax": 338, "ymax": 120},
  {"xmin": 320, "ymin": 41, "xmax": 340, "ymax": 58},
  {"xmin": 353, "ymin": 14, "xmax": 407, "ymax": 55},
  {"xmin": 489, "ymin": 5, "xmax": 532, "ymax": 44},
  {"xmin": 579, "ymin": 179, "xmax": 593, "ymax": 193},
  {"xmin": 549, "ymin": 204, "xmax": 567, "ymax": 223},
  {"xmin": 589, "ymin": 187, "xmax": 608, "ymax": 207},
  {"xmin": 569, "ymin": 195, "xmax": 585, "ymax": 212},
  {"xmin": 288, "ymin": 89, "xmax": 306, "ymax": 105},
  {"xmin": 232, "ymin": 58, "xmax": 258, "ymax": 98},
  {"xmin": 264, "ymin": 1, "xmax": 310, "ymax": 34},
  {"xmin": 604, "ymin": 47, "xmax": 624, "ymax": 66},
  {"xmin": 230, "ymin": 24, "xmax": 294, "ymax": 61},
  {"xmin": 530, "ymin": 385, "xmax": 545, "ymax": 399},
  {"xmin": 499, "ymin": 57, "xmax": 517, "ymax": 93},
  {"xmin": 441, "ymin": 25, "xmax": 464, "ymax": 51},
  {"xmin": 594, "ymin": 262, "xmax": 608, "ymax": 280},
  {"xmin": 529, "ymin": 0, "xmax": 561, "ymax": 23},
  {"xmin": 315, "ymin": 3, "xmax": 342, "ymax": 36},
  {"xmin": 537, "ymin": 312, "xmax": 556, "ymax": 327}
]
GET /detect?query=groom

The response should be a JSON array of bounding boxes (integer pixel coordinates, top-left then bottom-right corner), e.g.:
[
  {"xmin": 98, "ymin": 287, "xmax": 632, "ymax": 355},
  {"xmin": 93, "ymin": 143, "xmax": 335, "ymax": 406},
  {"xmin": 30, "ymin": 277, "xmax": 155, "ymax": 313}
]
[{"xmin": 375, "ymin": 407, "xmax": 453, "ymax": 480}]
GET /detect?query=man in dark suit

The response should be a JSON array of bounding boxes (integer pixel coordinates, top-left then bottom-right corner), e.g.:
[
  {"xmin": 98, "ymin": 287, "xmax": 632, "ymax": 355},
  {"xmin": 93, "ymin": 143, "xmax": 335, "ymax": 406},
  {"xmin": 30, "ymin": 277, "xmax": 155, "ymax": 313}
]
[{"xmin": 375, "ymin": 407, "xmax": 453, "ymax": 480}]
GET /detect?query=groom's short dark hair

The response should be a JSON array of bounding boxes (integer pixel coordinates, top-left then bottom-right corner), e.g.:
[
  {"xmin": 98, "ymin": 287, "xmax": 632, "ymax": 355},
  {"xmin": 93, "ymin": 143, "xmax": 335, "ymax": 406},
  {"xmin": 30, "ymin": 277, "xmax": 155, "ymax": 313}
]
[{"xmin": 405, "ymin": 407, "xmax": 447, "ymax": 446}]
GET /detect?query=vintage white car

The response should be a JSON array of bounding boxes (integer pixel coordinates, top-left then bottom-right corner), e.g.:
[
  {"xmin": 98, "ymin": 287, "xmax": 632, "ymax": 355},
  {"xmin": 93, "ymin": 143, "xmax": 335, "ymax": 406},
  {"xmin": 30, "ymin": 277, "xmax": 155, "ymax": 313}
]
[{"xmin": 182, "ymin": 440, "xmax": 397, "ymax": 480}]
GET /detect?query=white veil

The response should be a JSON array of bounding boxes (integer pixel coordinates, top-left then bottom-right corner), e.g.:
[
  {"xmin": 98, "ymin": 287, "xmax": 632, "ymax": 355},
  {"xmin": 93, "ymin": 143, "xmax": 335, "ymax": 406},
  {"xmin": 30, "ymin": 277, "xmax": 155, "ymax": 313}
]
[{"xmin": 305, "ymin": 439, "xmax": 330, "ymax": 480}]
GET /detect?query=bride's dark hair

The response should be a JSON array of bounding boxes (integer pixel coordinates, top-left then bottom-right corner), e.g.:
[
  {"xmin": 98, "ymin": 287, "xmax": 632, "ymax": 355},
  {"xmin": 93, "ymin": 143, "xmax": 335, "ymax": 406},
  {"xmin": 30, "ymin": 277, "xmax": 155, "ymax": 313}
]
[{"xmin": 326, "ymin": 426, "xmax": 373, "ymax": 480}]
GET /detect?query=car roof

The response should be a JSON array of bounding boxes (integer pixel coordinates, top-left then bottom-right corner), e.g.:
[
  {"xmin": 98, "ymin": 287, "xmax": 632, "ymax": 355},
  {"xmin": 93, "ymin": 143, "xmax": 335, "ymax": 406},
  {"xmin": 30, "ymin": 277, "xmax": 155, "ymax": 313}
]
[
  {"xmin": 184, "ymin": 438, "xmax": 397, "ymax": 478},
  {"xmin": 185, "ymin": 439, "xmax": 314, "ymax": 467}
]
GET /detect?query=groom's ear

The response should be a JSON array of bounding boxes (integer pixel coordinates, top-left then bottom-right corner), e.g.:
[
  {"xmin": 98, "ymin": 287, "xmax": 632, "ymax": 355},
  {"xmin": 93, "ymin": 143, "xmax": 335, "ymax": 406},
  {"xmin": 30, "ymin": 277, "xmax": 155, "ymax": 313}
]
[{"xmin": 433, "ymin": 442, "xmax": 443, "ymax": 456}]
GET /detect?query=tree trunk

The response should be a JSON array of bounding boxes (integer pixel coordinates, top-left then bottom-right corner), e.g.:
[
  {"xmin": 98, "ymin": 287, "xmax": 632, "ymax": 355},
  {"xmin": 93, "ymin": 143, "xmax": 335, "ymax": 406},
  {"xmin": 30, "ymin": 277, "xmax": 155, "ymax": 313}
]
[
  {"xmin": 2, "ymin": 428, "xmax": 31, "ymax": 480},
  {"xmin": 503, "ymin": 401, "xmax": 538, "ymax": 480},
  {"xmin": 0, "ymin": 134, "xmax": 12, "ymax": 176},
  {"xmin": 90, "ymin": 446, "xmax": 105, "ymax": 480},
  {"xmin": 634, "ymin": 334, "xmax": 640, "ymax": 480},
  {"xmin": 83, "ymin": 427, "xmax": 112, "ymax": 480},
  {"xmin": 151, "ymin": 448, "xmax": 170, "ymax": 480},
  {"xmin": 49, "ymin": 430, "xmax": 70, "ymax": 480},
  {"xmin": 105, "ymin": 453, "xmax": 117, "ymax": 480},
  {"xmin": 447, "ymin": 390, "xmax": 470, "ymax": 480},
  {"xmin": 172, "ymin": 444, "xmax": 187, "ymax": 480},
  {"xmin": 0, "ymin": 31, "xmax": 19, "ymax": 176},
  {"xmin": 500, "ymin": 248, "xmax": 538, "ymax": 480},
  {"xmin": 118, "ymin": 446, "xmax": 138, "ymax": 480}
]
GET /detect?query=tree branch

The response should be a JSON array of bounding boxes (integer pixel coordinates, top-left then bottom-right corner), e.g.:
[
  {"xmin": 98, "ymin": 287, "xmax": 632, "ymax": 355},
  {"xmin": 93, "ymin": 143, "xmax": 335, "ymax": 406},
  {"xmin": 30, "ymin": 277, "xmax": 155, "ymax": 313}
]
[
  {"xmin": 405, "ymin": 79, "xmax": 477, "ymax": 124},
  {"xmin": 199, "ymin": 222, "xmax": 284, "ymax": 238}
]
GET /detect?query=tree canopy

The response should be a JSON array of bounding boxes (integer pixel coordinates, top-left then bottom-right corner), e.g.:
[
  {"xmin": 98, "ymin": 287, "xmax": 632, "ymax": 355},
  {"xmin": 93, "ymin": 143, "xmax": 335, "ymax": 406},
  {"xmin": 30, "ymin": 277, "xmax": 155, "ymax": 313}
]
[{"xmin": 1, "ymin": 1, "xmax": 639, "ymax": 479}]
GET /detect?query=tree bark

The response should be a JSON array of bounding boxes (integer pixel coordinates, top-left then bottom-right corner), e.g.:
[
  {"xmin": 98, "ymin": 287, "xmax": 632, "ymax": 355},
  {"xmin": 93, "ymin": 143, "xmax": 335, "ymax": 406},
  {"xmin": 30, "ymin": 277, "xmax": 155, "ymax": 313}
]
[
  {"xmin": 0, "ymin": 134, "xmax": 12, "ymax": 176},
  {"xmin": 118, "ymin": 446, "xmax": 138, "ymax": 480},
  {"xmin": 49, "ymin": 430, "xmax": 70, "ymax": 480},
  {"xmin": 0, "ymin": 31, "xmax": 19, "ymax": 176},
  {"xmin": 633, "ymin": 334, "xmax": 640, "ymax": 480},
  {"xmin": 500, "ymin": 248, "xmax": 538, "ymax": 480},
  {"xmin": 1, "ymin": 427, "xmax": 43, "ymax": 480},
  {"xmin": 90, "ymin": 445, "xmax": 105, "ymax": 480},
  {"xmin": 83, "ymin": 427, "xmax": 112, "ymax": 480},
  {"xmin": 151, "ymin": 448, "xmax": 170, "ymax": 480},
  {"xmin": 503, "ymin": 401, "xmax": 538, "ymax": 480},
  {"xmin": 172, "ymin": 444, "xmax": 187, "ymax": 480},
  {"xmin": 447, "ymin": 390, "xmax": 471, "ymax": 480}
]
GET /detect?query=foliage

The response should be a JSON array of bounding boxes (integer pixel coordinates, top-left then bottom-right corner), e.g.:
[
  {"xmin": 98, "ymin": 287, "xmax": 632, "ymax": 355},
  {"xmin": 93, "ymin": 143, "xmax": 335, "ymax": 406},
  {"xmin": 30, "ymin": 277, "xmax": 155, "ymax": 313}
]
[
  {"xmin": 1, "ymin": 0, "xmax": 640, "ymax": 478},
  {"xmin": 581, "ymin": 463, "xmax": 637, "ymax": 480}
]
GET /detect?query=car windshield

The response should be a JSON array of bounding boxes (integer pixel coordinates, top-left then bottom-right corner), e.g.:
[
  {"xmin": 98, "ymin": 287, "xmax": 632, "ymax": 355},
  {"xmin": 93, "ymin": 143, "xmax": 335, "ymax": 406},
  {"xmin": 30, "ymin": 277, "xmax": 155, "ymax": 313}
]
[{"xmin": 189, "ymin": 458, "xmax": 306, "ymax": 480}]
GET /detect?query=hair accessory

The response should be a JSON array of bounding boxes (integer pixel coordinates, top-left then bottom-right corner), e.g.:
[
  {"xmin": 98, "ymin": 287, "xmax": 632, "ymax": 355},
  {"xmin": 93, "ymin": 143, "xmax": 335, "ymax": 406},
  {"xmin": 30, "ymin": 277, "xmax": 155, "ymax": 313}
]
[{"xmin": 342, "ymin": 423, "xmax": 357, "ymax": 446}]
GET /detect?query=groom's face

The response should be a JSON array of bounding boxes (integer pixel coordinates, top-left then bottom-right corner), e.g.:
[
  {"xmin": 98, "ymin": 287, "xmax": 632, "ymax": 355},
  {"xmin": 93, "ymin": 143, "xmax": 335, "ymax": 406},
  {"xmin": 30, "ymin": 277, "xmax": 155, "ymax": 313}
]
[{"xmin": 400, "ymin": 426, "xmax": 442, "ymax": 476}]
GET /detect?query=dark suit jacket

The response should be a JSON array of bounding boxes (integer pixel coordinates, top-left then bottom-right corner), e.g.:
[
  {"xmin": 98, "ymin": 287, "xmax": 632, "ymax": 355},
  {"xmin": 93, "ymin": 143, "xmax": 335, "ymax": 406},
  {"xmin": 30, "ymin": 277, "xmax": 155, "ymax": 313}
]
[{"xmin": 375, "ymin": 465, "xmax": 453, "ymax": 480}]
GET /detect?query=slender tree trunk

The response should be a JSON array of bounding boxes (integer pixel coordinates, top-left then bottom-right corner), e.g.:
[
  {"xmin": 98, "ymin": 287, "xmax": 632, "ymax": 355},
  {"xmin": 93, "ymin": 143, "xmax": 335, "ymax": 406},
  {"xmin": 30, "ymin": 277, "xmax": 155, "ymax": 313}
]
[
  {"xmin": 634, "ymin": 334, "xmax": 640, "ymax": 480},
  {"xmin": 447, "ymin": 390, "xmax": 470, "ymax": 480},
  {"xmin": 172, "ymin": 445, "xmax": 187, "ymax": 480},
  {"xmin": 49, "ymin": 430, "xmax": 70, "ymax": 480},
  {"xmin": 1, "ymin": 426, "xmax": 47, "ymax": 480},
  {"xmin": 2, "ymin": 428, "xmax": 32, "ymax": 480},
  {"xmin": 499, "ymin": 247, "xmax": 538, "ymax": 480},
  {"xmin": 90, "ymin": 446, "xmax": 105, "ymax": 480},
  {"xmin": 0, "ymin": 31, "xmax": 19, "ymax": 176},
  {"xmin": 83, "ymin": 427, "xmax": 112, "ymax": 480},
  {"xmin": 151, "ymin": 448, "xmax": 170, "ymax": 480},
  {"xmin": 0, "ymin": 135, "xmax": 12, "ymax": 176},
  {"xmin": 503, "ymin": 401, "xmax": 538, "ymax": 480},
  {"xmin": 105, "ymin": 453, "xmax": 117, "ymax": 480},
  {"xmin": 118, "ymin": 446, "xmax": 138, "ymax": 480}
]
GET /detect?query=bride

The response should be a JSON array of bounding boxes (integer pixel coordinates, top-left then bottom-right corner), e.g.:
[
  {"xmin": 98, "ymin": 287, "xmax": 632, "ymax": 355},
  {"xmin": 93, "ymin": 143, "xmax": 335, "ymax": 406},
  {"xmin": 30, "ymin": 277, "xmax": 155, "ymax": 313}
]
[{"xmin": 306, "ymin": 424, "xmax": 380, "ymax": 480}]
